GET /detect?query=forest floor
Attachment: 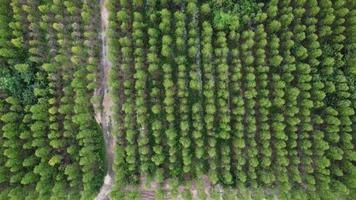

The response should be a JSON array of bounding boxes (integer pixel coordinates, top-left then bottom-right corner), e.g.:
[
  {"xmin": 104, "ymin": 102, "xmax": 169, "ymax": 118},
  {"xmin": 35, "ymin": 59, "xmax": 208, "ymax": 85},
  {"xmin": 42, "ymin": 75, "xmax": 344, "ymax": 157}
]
[{"xmin": 94, "ymin": 0, "xmax": 115, "ymax": 199}]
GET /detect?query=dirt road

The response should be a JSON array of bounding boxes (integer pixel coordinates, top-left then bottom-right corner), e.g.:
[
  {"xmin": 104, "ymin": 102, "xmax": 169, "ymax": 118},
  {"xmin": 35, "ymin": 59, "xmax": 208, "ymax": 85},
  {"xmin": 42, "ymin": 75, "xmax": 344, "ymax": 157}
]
[{"xmin": 94, "ymin": 0, "xmax": 115, "ymax": 199}]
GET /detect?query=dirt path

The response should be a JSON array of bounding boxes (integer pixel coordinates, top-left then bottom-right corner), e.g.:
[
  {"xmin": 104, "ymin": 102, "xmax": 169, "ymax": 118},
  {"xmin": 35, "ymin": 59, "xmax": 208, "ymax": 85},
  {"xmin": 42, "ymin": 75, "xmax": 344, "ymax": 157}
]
[{"xmin": 94, "ymin": 0, "xmax": 115, "ymax": 199}]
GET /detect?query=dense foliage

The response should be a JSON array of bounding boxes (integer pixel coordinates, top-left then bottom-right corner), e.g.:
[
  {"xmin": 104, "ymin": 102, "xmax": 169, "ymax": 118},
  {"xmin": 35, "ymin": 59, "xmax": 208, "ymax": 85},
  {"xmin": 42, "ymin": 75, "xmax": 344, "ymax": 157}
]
[
  {"xmin": 0, "ymin": 1, "xmax": 104, "ymax": 199},
  {"xmin": 1, "ymin": 0, "xmax": 355, "ymax": 199},
  {"xmin": 107, "ymin": 0, "xmax": 356, "ymax": 199}
]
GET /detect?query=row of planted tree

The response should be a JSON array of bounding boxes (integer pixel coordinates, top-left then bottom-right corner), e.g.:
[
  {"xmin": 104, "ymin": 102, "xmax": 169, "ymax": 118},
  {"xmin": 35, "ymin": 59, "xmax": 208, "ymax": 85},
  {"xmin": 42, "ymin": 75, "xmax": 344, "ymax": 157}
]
[
  {"xmin": 108, "ymin": 0, "xmax": 356, "ymax": 199},
  {"xmin": 0, "ymin": 1, "xmax": 104, "ymax": 200}
]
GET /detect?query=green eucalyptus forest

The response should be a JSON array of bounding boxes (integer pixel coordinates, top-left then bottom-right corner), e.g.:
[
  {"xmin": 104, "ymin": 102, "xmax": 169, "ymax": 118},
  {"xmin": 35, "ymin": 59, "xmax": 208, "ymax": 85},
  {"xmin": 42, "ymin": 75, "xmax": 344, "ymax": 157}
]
[
  {"xmin": 1, "ymin": 0, "xmax": 356, "ymax": 200},
  {"xmin": 0, "ymin": 0, "xmax": 104, "ymax": 199}
]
